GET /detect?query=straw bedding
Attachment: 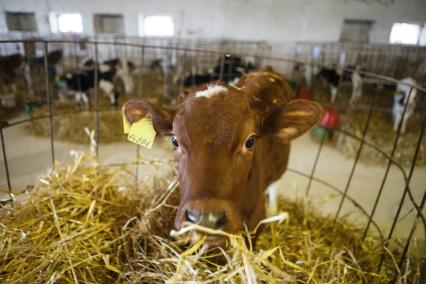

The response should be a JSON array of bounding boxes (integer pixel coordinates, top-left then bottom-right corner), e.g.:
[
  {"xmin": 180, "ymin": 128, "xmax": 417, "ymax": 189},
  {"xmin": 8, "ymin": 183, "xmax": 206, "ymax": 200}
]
[
  {"xmin": 28, "ymin": 108, "xmax": 125, "ymax": 144},
  {"xmin": 336, "ymin": 110, "xmax": 426, "ymax": 167},
  {"xmin": 25, "ymin": 71, "xmax": 171, "ymax": 143},
  {"xmin": 311, "ymin": 82, "xmax": 425, "ymax": 166},
  {"xmin": 0, "ymin": 151, "xmax": 421, "ymax": 283},
  {"xmin": 26, "ymin": 91, "xmax": 138, "ymax": 142}
]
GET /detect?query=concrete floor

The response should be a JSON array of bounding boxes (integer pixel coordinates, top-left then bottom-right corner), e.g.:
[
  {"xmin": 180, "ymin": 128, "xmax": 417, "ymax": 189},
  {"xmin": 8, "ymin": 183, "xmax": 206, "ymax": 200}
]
[{"xmin": 1, "ymin": 120, "xmax": 425, "ymax": 242}]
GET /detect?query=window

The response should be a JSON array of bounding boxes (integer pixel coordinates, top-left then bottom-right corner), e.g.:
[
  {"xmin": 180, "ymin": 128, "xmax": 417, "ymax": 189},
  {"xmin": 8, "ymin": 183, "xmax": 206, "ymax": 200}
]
[
  {"xmin": 419, "ymin": 26, "xmax": 426, "ymax": 46},
  {"xmin": 94, "ymin": 14, "xmax": 124, "ymax": 34},
  {"xmin": 340, "ymin": 20, "xmax": 373, "ymax": 43},
  {"xmin": 389, "ymin": 23, "xmax": 422, "ymax": 45},
  {"xmin": 6, "ymin": 12, "xmax": 37, "ymax": 32},
  {"xmin": 49, "ymin": 12, "xmax": 83, "ymax": 33},
  {"xmin": 139, "ymin": 15, "xmax": 174, "ymax": 36}
]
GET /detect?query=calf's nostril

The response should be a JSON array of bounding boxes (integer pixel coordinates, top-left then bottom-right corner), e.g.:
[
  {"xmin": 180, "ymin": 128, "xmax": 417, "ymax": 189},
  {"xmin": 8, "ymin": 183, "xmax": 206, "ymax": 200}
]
[
  {"xmin": 185, "ymin": 209, "xmax": 200, "ymax": 224},
  {"xmin": 215, "ymin": 212, "xmax": 226, "ymax": 229}
]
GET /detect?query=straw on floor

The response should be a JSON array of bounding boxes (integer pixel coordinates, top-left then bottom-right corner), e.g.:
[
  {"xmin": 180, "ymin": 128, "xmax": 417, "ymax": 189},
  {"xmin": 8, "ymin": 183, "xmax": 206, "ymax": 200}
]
[{"xmin": 0, "ymin": 150, "xmax": 421, "ymax": 283}]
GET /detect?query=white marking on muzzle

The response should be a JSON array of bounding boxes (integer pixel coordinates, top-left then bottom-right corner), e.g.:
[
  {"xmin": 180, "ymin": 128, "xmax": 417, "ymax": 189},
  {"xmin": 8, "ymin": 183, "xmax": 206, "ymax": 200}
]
[
  {"xmin": 207, "ymin": 212, "xmax": 216, "ymax": 223},
  {"xmin": 195, "ymin": 84, "xmax": 228, "ymax": 98},
  {"xmin": 266, "ymin": 181, "xmax": 279, "ymax": 217}
]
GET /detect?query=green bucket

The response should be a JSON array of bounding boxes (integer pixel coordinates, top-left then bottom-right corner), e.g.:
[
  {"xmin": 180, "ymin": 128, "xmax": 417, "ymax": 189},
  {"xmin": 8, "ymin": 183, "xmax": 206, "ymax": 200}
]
[
  {"xmin": 24, "ymin": 101, "xmax": 41, "ymax": 114},
  {"xmin": 287, "ymin": 80, "xmax": 299, "ymax": 93},
  {"xmin": 311, "ymin": 126, "xmax": 330, "ymax": 142}
]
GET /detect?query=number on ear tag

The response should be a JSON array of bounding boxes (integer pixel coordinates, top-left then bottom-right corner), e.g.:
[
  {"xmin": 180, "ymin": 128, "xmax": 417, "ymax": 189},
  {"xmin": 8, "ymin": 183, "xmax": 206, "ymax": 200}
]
[{"xmin": 127, "ymin": 116, "xmax": 156, "ymax": 149}]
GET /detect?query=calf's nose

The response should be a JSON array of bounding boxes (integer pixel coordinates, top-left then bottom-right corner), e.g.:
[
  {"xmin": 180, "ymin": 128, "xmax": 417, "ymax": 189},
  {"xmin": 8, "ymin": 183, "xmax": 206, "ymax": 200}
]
[{"xmin": 185, "ymin": 209, "xmax": 227, "ymax": 230}]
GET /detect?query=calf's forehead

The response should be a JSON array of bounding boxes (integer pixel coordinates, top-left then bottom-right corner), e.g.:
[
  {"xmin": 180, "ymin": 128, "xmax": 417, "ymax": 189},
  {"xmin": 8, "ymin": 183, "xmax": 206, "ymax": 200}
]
[{"xmin": 174, "ymin": 91, "xmax": 257, "ymax": 145}]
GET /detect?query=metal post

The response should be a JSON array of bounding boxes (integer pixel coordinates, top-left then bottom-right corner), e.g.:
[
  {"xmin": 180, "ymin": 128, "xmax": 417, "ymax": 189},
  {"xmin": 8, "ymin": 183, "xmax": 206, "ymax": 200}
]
[
  {"xmin": 134, "ymin": 44, "xmax": 145, "ymax": 182},
  {"xmin": 191, "ymin": 52, "xmax": 196, "ymax": 86},
  {"xmin": 162, "ymin": 48, "xmax": 168, "ymax": 104},
  {"xmin": 0, "ymin": 126, "xmax": 11, "ymax": 192},
  {"xmin": 44, "ymin": 41, "xmax": 55, "ymax": 168},
  {"xmin": 180, "ymin": 51, "xmax": 187, "ymax": 93},
  {"xmin": 218, "ymin": 54, "xmax": 225, "ymax": 82},
  {"xmin": 94, "ymin": 42, "xmax": 100, "ymax": 158},
  {"xmin": 227, "ymin": 54, "xmax": 234, "ymax": 82},
  {"xmin": 134, "ymin": 145, "xmax": 141, "ymax": 183},
  {"xmin": 139, "ymin": 46, "xmax": 145, "ymax": 97}
]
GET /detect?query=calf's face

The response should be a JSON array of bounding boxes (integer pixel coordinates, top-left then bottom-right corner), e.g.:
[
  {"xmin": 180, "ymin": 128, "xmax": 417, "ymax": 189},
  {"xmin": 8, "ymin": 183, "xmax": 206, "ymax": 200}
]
[
  {"xmin": 172, "ymin": 89, "xmax": 259, "ymax": 242},
  {"xmin": 125, "ymin": 83, "xmax": 321, "ymax": 245}
]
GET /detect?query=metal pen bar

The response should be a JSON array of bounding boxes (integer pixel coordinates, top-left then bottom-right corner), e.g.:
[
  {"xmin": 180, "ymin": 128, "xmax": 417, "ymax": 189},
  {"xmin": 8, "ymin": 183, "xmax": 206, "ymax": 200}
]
[
  {"xmin": 180, "ymin": 51, "xmax": 187, "ymax": 93},
  {"xmin": 393, "ymin": 188, "xmax": 426, "ymax": 284},
  {"xmin": 304, "ymin": 122, "xmax": 327, "ymax": 197},
  {"xmin": 134, "ymin": 145, "xmax": 141, "ymax": 183},
  {"xmin": 139, "ymin": 46, "xmax": 145, "ymax": 97},
  {"xmin": 387, "ymin": 110, "xmax": 426, "ymax": 240},
  {"xmin": 305, "ymin": 65, "xmax": 344, "ymax": 197},
  {"xmin": 1, "ymin": 39, "xmax": 424, "ymax": 92},
  {"xmin": 94, "ymin": 42, "xmax": 100, "ymax": 158},
  {"xmin": 334, "ymin": 84, "xmax": 378, "ymax": 223},
  {"xmin": 44, "ymin": 41, "xmax": 55, "ymax": 168},
  {"xmin": 289, "ymin": 167, "xmax": 385, "ymax": 240},
  {"xmin": 0, "ymin": 126, "xmax": 11, "ymax": 192},
  {"xmin": 218, "ymin": 54, "xmax": 225, "ymax": 82},
  {"xmin": 135, "ymin": 45, "xmax": 145, "ymax": 183},
  {"xmin": 162, "ymin": 48, "xmax": 168, "ymax": 104},
  {"xmin": 381, "ymin": 110, "xmax": 426, "ymax": 279},
  {"xmin": 227, "ymin": 53, "xmax": 234, "ymax": 82},
  {"xmin": 363, "ymin": 86, "xmax": 415, "ymax": 240},
  {"xmin": 191, "ymin": 52, "xmax": 196, "ymax": 86},
  {"xmin": 209, "ymin": 51, "xmax": 215, "ymax": 82}
]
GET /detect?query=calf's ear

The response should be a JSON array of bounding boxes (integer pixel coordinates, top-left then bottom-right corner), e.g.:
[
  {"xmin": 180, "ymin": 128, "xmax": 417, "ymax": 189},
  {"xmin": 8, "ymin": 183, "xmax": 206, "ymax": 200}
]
[
  {"xmin": 262, "ymin": 99, "xmax": 323, "ymax": 142},
  {"xmin": 123, "ymin": 99, "xmax": 174, "ymax": 135}
]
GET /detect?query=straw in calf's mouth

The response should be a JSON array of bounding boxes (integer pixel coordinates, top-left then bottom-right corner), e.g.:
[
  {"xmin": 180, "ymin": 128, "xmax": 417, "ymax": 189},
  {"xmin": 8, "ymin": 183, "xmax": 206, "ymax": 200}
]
[
  {"xmin": 167, "ymin": 212, "xmax": 291, "ymax": 283},
  {"xmin": 170, "ymin": 211, "xmax": 289, "ymax": 244}
]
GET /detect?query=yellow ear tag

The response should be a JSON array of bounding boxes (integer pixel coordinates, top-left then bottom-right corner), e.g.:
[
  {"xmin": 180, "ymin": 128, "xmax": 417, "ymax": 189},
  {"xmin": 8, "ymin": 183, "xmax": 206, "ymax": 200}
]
[
  {"xmin": 122, "ymin": 107, "xmax": 131, "ymax": 134},
  {"xmin": 127, "ymin": 116, "xmax": 156, "ymax": 149}
]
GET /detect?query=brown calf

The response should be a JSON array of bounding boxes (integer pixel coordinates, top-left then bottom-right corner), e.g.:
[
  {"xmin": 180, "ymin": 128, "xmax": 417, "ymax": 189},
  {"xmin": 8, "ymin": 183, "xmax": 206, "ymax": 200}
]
[{"xmin": 124, "ymin": 67, "xmax": 322, "ymax": 246}]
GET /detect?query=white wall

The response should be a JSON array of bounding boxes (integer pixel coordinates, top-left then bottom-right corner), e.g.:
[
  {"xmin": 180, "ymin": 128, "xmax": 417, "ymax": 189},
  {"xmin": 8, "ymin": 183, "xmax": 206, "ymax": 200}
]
[{"xmin": 0, "ymin": 0, "xmax": 425, "ymax": 44}]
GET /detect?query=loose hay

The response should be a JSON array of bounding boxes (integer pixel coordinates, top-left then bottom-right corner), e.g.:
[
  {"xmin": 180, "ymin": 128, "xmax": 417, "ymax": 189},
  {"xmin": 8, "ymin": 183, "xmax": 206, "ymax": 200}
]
[
  {"xmin": 336, "ymin": 110, "xmax": 426, "ymax": 167},
  {"xmin": 25, "ymin": 74, "xmax": 167, "ymax": 143},
  {"xmin": 27, "ymin": 109, "xmax": 125, "ymax": 144},
  {"xmin": 312, "ymin": 82, "xmax": 426, "ymax": 167},
  {"xmin": 0, "ymin": 152, "xmax": 422, "ymax": 283}
]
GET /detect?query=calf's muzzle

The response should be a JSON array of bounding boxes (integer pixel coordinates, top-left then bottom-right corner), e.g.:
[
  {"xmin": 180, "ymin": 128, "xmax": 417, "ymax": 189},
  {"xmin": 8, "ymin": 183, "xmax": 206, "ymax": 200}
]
[{"xmin": 185, "ymin": 208, "xmax": 227, "ymax": 230}]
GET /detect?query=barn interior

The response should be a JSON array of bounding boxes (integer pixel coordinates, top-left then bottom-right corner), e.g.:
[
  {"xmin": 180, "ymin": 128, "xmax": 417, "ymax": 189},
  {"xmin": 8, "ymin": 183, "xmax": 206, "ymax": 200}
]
[{"xmin": 0, "ymin": 0, "xmax": 425, "ymax": 283}]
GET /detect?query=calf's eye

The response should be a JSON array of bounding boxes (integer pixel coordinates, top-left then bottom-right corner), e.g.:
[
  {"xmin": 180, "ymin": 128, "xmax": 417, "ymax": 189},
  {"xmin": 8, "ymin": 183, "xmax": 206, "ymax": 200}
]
[
  {"xmin": 245, "ymin": 137, "xmax": 255, "ymax": 149},
  {"xmin": 172, "ymin": 136, "xmax": 179, "ymax": 148}
]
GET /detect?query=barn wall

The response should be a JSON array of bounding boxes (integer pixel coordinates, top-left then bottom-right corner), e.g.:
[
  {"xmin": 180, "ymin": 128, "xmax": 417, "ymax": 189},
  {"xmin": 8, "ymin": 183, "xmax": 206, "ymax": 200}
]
[{"xmin": 0, "ymin": 0, "xmax": 424, "ymax": 45}]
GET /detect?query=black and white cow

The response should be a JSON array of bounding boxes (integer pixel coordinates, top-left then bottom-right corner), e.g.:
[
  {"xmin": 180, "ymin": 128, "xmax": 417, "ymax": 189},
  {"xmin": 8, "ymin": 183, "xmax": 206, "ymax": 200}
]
[
  {"xmin": 183, "ymin": 54, "xmax": 256, "ymax": 87},
  {"xmin": 392, "ymin": 77, "xmax": 418, "ymax": 133},
  {"xmin": 59, "ymin": 58, "xmax": 134, "ymax": 109},
  {"xmin": 0, "ymin": 53, "xmax": 26, "ymax": 108},
  {"xmin": 316, "ymin": 67, "xmax": 341, "ymax": 103},
  {"xmin": 27, "ymin": 50, "xmax": 63, "ymax": 67},
  {"xmin": 349, "ymin": 67, "xmax": 363, "ymax": 106},
  {"xmin": 316, "ymin": 65, "xmax": 364, "ymax": 104},
  {"xmin": 0, "ymin": 53, "xmax": 26, "ymax": 90},
  {"xmin": 25, "ymin": 49, "xmax": 64, "ymax": 95}
]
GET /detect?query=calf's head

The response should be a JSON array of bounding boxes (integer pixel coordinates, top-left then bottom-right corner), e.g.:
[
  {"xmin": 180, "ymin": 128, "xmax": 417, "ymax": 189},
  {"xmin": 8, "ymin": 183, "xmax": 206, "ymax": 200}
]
[{"xmin": 125, "ymin": 82, "xmax": 321, "ymax": 245}]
